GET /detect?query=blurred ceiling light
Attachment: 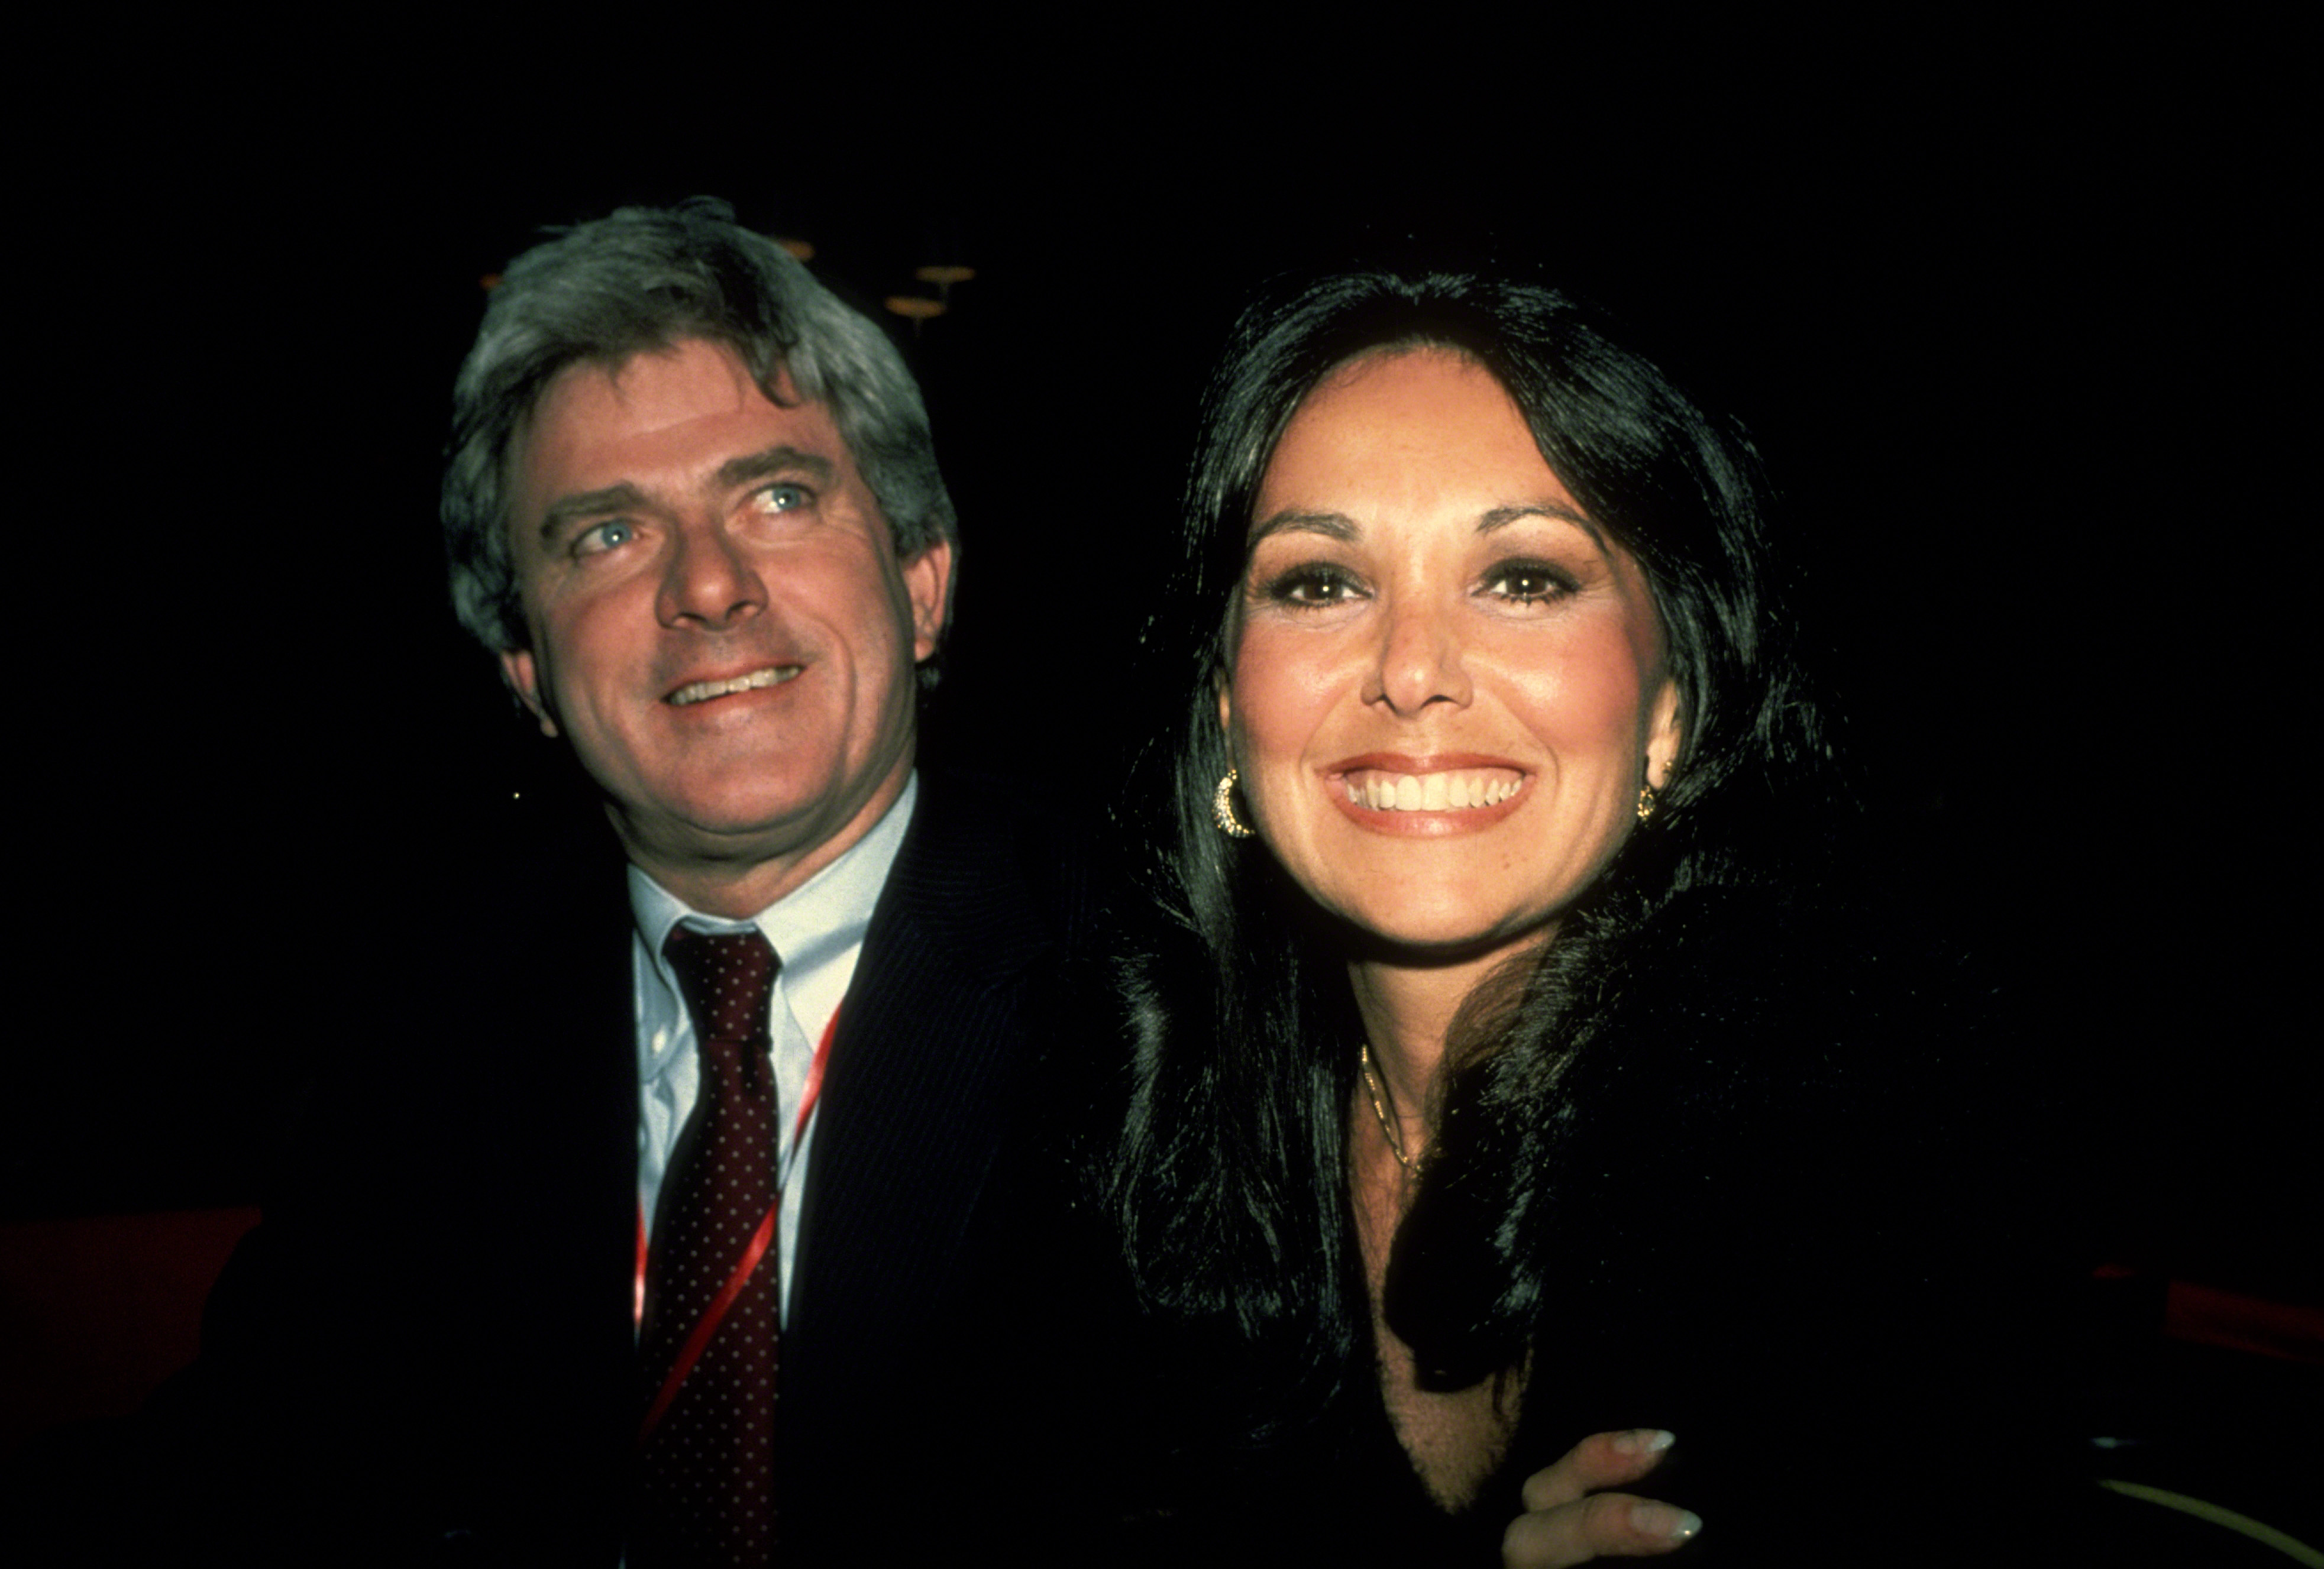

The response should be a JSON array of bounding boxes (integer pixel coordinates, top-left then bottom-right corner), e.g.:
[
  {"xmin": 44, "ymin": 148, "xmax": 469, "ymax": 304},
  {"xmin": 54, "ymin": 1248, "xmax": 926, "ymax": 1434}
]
[{"xmin": 885, "ymin": 295, "xmax": 948, "ymax": 326}]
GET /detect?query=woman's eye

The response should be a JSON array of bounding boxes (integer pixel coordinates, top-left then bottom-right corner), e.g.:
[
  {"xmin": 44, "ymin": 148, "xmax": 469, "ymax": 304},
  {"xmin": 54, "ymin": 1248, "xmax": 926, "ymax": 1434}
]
[
  {"xmin": 1484, "ymin": 561, "xmax": 1573, "ymax": 604},
  {"xmin": 1263, "ymin": 564, "xmax": 1362, "ymax": 606},
  {"xmin": 574, "ymin": 518, "xmax": 636, "ymax": 557}
]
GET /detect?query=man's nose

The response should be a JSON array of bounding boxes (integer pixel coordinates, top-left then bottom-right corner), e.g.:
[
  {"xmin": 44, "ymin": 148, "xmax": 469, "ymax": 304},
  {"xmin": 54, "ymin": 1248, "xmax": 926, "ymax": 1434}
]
[
  {"xmin": 1364, "ymin": 593, "xmax": 1472, "ymax": 715},
  {"xmin": 657, "ymin": 518, "xmax": 765, "ymax": 630}
]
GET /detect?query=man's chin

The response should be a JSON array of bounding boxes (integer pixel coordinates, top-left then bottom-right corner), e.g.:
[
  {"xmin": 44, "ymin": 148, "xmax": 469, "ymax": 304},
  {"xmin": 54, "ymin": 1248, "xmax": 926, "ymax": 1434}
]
[
  {"xmin": 600, "ymin": 769, "xmax": 909, "ymax": 910},
  {"xmin": 612, "ymin": 800, "xmax": 838, "ymax": 866}
]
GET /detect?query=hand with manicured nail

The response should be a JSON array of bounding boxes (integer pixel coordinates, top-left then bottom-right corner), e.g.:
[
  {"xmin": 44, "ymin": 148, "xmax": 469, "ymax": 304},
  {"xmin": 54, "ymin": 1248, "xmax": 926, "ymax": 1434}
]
[{"xmin": 1502, "ymin": 1429, "xmax": 1702, "ymax": 1567}]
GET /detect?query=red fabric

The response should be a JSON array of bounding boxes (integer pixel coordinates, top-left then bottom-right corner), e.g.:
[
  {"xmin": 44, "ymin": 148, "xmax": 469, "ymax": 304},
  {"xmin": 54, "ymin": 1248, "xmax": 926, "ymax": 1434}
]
[
  {"xmin": 0, "ymin": 1207, "xmax": 259, "ymax": 1458},
  {"xmin": 2164, "ymin": 1278, "xmax": 2324, "ymax": 1366}
]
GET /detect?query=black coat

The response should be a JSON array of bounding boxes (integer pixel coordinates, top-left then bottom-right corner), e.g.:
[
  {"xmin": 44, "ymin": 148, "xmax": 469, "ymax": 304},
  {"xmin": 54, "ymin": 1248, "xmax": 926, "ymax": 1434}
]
[
  {"xmin": 1137, "ymin": 885, "xmax": 2079, "ymax": 1565},
  {"xmin": 70, "ymin": 774, "xmax": 1125, "ymax": 1565},
  {"xmin": 1485, "ymin": 885, "xmax": 2078, "ymax": 1562}
]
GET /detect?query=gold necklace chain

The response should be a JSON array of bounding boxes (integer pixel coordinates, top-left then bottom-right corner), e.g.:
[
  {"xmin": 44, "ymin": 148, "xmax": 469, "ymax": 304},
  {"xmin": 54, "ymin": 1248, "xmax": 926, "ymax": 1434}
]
[{"xmin": 1360, "ymin": 1041, "xmax": 1414, "ymax": 1172}]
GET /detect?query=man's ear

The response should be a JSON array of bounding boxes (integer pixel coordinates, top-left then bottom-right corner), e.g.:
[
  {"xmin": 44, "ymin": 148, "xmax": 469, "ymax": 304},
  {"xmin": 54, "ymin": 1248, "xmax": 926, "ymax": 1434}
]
[
  {"xmin": 499, "ymin": 648, "xmax": 560, "ymax": 738},
  {"xmin": 1645, "ymin": 676, "xmax": 1682, "ymax": 791},
  {"xmin": 902, "ymin": 539, "xmax": 955, "ymax": 662}
]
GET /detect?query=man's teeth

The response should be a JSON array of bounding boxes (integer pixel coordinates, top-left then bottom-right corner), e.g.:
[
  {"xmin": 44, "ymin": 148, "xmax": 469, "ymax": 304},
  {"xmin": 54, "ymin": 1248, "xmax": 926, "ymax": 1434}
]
[
  {"xmin": 668, "ymin": 667, "xmax": 800, "ymax": 706},
  {"xmin": 1344, "ymin": 772, "xmax": 1524, "ymax": 811}
]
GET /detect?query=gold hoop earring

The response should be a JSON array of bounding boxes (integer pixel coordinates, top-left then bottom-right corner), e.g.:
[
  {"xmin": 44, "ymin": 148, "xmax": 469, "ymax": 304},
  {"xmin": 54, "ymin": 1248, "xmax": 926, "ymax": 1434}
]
[
  {"xmin": 1636, "ymin": 783, "xmax": 1659, "ymax": 824},
  {"xmin": 1214, "ymin": 769, "xmax": 1255, "ymax": 839}
]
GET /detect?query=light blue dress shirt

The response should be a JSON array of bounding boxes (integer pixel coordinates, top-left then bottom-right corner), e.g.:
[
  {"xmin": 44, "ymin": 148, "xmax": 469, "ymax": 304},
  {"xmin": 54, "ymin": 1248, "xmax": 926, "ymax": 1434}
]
[{"xmin": 627, "ymin": 773, "xmax": 916, "ymax": 1327}]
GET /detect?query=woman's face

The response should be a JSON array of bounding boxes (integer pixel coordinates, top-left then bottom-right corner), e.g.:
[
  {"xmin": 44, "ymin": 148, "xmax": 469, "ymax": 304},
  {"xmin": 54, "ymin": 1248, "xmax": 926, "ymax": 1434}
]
[{"xmin": 1222, "ymin": 349, "xmax": 1681, "ymax": 958}]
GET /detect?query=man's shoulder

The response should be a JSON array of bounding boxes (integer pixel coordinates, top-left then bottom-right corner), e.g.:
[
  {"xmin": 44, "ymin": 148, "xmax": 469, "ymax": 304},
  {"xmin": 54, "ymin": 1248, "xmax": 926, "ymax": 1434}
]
[{"xmin": 871, "ymin": 767, "xmax": 1103, "ymax": 963}]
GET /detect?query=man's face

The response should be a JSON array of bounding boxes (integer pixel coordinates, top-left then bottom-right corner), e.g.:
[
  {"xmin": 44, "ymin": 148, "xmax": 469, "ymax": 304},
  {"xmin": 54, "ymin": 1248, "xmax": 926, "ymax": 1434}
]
[{"xmin": 500, "ymin": 339, "xmax": 950, "ymax": 911}]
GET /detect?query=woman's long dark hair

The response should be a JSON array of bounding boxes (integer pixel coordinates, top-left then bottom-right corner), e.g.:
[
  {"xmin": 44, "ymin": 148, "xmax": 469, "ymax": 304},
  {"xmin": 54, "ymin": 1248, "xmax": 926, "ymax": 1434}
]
[{"xmin": 1111, "ymin": 265, "xmax": 1840, "ymax": 1437}]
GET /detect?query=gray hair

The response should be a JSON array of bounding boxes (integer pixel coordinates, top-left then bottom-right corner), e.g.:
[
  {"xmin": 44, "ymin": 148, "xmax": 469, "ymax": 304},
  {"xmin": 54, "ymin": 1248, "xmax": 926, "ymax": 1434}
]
[{"xmin": 442, "ymin": 197, "xmax": 958, "ymax": 654}]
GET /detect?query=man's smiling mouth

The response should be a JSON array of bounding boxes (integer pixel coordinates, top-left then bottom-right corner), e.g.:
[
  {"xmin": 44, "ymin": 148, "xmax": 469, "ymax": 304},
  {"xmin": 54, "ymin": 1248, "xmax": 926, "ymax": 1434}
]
[{"xmin": 667, "ymin": 665, "xmax": 802, "ymax": 706}]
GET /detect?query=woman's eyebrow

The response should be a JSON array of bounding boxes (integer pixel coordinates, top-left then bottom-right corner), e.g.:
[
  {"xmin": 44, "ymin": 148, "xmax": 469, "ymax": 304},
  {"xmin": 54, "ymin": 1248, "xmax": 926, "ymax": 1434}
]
[
  {"xmin": 1248, "ymin": 508, "xmax": 1359, "ymax": 545},
  {"xmin": 1247, "ymin": 501, "xmax": 1607, "ymax": 550},
  {"xmin": 1479, "ymin": 502, "xmax": 1611, "ymax": 552}
]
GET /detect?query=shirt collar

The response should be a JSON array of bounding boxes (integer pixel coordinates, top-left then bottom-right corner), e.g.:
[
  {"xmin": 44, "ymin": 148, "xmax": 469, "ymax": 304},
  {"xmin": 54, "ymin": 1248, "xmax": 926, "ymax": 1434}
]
[{"xmin": 628, "ymin": 772, "xmax": 918, "ymax": 1079}]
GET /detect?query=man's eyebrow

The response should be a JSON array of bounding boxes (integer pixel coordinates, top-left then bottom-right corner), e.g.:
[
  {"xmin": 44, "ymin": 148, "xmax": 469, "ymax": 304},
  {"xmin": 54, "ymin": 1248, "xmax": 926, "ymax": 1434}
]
[
  {"xmin": 1480, "ymin": 501, "xmax": 1609, "ymax": 551},
  {"xmin": 538, "ymin": 482, "xmax": 648, "ymax": 539},
  {"xmin": 1247, "ymin": 509, "xmax": 1359, "ymax": 546},
  {"xmin": 715, "ymin": 445, "xmax": 836, "ymax": 491},
  {"xmin": 533, "ymin": 447, "xmax": 841, "ymax": 542}
]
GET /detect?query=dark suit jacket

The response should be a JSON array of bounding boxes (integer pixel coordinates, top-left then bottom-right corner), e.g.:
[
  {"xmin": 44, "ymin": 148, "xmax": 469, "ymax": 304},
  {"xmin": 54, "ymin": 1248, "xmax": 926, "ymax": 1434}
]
[{"xmin": 76, "ymin": 772, "xmax": 1119, "ymax": 1565}]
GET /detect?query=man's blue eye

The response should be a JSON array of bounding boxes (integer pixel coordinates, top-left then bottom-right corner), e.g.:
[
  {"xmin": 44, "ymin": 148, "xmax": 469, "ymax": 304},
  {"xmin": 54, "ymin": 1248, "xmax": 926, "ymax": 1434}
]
[
  {"xmin": 758, "ymin": 484, "xmax": 810, "ymax": 512},
  {"xmin": 576, "ymin": 519, "xmax": 635, "ymax": 557}
]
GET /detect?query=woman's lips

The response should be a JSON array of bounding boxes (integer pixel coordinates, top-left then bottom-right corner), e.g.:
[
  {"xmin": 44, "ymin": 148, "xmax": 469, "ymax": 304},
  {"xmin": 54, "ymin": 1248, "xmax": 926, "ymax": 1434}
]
[{"xmin": 1324, "ymin": 754, "xmax": 1530, "ymax": 827}]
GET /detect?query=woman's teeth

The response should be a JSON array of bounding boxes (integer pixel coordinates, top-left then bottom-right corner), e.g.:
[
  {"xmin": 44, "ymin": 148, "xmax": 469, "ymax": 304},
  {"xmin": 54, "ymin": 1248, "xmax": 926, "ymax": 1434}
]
[{"xmin": 1344, "ymin": 772, "xmax": 1524, "ymax": 811}]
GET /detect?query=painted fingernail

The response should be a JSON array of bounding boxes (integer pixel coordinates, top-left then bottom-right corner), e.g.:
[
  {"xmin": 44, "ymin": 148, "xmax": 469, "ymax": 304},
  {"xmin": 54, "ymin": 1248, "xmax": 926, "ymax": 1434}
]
[
  {"xmin": 1613, "ymin": 1428, "xmax": 1677, "ymax": 1457},
  {"xmin": 1633, "ymin": 1500, "xmax": 1703, "ymax": 1542}
]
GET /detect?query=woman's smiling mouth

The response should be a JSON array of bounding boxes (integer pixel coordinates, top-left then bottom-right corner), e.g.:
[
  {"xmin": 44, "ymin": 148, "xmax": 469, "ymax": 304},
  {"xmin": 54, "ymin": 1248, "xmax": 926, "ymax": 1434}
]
[{"xmin": 1339, "ymin": 768, "xmax": 1526, "ymax": 811}]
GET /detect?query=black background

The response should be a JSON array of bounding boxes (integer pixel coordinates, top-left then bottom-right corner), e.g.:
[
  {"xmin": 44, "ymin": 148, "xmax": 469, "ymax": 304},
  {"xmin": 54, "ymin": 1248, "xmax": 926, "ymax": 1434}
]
[{"xmin": 9, "ymin": 25, "xmax": 2312, "ymax": 1304}]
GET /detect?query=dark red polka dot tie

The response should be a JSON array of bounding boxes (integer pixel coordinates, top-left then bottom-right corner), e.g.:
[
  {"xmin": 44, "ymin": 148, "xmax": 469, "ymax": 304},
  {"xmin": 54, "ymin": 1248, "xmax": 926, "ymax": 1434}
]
[{"xmin": 635, "ymin": 924, "xmax": 782, "ymax": 1565}]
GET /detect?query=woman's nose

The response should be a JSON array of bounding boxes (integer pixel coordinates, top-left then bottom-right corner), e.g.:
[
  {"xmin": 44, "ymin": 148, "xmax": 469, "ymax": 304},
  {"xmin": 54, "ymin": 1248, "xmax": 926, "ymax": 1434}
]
[
  {"xmin": 1365, "ymin": 594, "xmax": 1470, "ymax": 714},
  {"xmin": 657, "ymin": 518, "xmax": 765, "ymax": 631}
]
